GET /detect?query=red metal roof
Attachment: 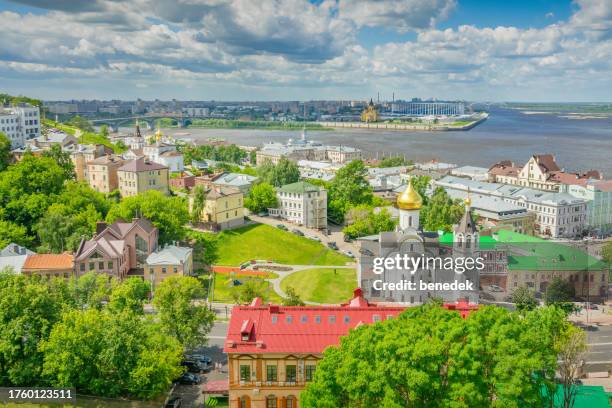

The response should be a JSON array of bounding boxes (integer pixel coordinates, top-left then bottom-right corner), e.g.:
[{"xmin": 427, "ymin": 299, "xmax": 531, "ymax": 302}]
[
  {"xmin": 202, "ymin": 380, "xmax": 228, "ymax": 394},
  {"xmin": 224, "ymin": 289, "xmax": 406, "ymax": 354},
  {"xmin": 225, "ymin": 290, "xmax": 481, "ymax": 354}
]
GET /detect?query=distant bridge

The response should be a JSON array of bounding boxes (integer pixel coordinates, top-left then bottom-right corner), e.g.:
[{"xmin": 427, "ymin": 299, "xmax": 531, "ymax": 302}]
[{"xmin": 89, "ymin": 113, "xmax": 199, "ymax": 132}]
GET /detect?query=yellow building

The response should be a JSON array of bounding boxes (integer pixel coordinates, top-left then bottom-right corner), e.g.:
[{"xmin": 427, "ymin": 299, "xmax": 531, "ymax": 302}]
[
  {"xmin": 360, "ymin": 99, "xmax": 379, "ymax": 122},
  {"xmin": 144, "ymin": 245, "xmax": 193, "ymax": 290},
  {"xmin": 117, "ymin": 157, "xmax": 169, "ymax": 197},
  {"xmin": 191, "ymin": 185, "xmax": 245, "ymax": 230},
  {"xmin": 224, "ymin": 291, "xmax": 405, "ymax": 408}
]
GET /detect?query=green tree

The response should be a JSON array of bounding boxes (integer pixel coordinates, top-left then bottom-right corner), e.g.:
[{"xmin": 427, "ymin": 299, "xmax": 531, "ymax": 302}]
[
  {"xmin": 557, "ymin": 325, "xmax": 587, "ymax": 408},
  {"xmin": 282, "ymin": 286, "xmax": 305, "ymax": 306},
  {"xmin": 152, "ymin": 276, "xmax": 215, "ymax": 349},
  {"xmin": 249, "ymin": 149, "xmax": 257, "ymax": 165},
  {"xmin": 302, "ymin": 304, "xmax": 565, "ymax": 408},
  {"xmin": 106, "ymin": 190, "xmax": 189, "ymax": 244},
  {"xmin": 328, "ymin": 160, "xmax": 373, "ymax": 221},
  {"xmin": 257, "ymin": 157, "xmax": 300, "ymax": 187},
  {"xmin": 108, "ymin": 277, "xmax": 150, "ymax": 315},
  {"xmin": 231, "ymin": 279, "xmax": 267, "ymax": 304},
  {"xmin": 343, "ymin": 205, "xmax": 397, "ymax": 239},
  {"xmin": 0, "ymin": 273, "xmax": 65, "ymax": 386},
  {"xmin": 378, "ymin": 156, "xmax": 412, "ymax": 168},
  {"xmin": 510, "ymin": 286, "xmax": 538, "ymax": 312},
  {"xmin": 411, "ymin": 175, "xmax": 431, "ymax": 206},
  {"xmin": 420, "ymin": 187, "xmax": 464, "ymax": 232},
  {"xmin": 71, "ymin": 271, "xmax": 115, "ymax": 310},
  {"xmin": 65, "ymin": 115, "xmax": 94, "ymax": 133},
  {"xmin": 0, "ymin": 132, "xmax": 11, "ymax": 171},
  {"xmin": 190, "ymin": 184, "xmax": 207, "ymax": 225},
  {"xmin": 42, "ymin": 144, "xmax": 75, "ymax": 180},
  {"xmin": 41, "ymin": 308, "xmax": 183, "ymax": 399},
  {"xmin": 99, "ymin": 125, "xmax": 109, "ymax": 138},
  {"xmin": 0, "ymin": 220, "xmax": 33, "ymax": 248},
  {"xmin": 245, "ymin": 182, "xmax": 277, "ymax": 213},
  {"xmin": 545, "ymin": 277, "xmax": 575, "ymax": 305},
  {"xmin": 0, "ymin": 154, "xmax": 67, "ymax": 233},
  {"xmin": 602, "ymin": 240, "xmax": 612, "ymax": 265}
]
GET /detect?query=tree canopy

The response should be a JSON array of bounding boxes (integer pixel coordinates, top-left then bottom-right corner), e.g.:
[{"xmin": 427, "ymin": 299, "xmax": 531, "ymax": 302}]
[
  {"xmin": 0, "ymin": 132, "xmax": 11, "ymax": 172},
  {"xmin": 343, "ymin": 205, "xmax": 397, "ymax": 239},
  {"xmin": 328, "ymin": 160, "xmax": 373, "ymax": 222},
  {"xmin": 106, "ymin": 190, "xmax": 189, "ymax": 244},
  {"xmin": 245, "ymin": 182, "xmax": 277, "ymax": 213},
  {"xmin": 257, "ymin": 157, "xmax": 300, "ymax": 187},
  {"xmin": 420, "ymin": 187, "xmax": 464, "ymax": 232},
  {"xmin": 302, "ymin": 304, "xmax": 570, "ymax": 408}
]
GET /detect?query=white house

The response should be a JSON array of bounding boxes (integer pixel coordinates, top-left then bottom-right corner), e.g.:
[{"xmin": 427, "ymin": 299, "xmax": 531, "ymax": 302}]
[{"xmin": 268, "ymin": 181, "xmax": 327, "ymax": 229}]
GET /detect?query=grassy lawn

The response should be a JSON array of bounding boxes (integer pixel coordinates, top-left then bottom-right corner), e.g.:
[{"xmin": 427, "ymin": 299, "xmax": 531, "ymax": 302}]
[
  {"xmin": 202, "ymin": 224, "xmax": 351, "ymax": 266},
  {"xmin": 212, "ymin": 272, "xmax": 283, "ymax": 304},
  {"xmin": 280, "ymin": 268, "xmax": 357, "ymax": 304}
]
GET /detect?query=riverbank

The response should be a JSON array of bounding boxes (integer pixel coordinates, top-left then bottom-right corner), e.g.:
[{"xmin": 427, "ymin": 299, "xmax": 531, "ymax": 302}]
[{"xmin": 317, "ymin": 112, "xmax": 488, "ymax": 131}]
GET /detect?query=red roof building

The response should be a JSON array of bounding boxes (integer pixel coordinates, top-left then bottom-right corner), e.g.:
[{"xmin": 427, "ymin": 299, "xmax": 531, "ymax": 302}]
[{"xmin": 224, "ymin": 289, "xmax": 477, "ymax": 408}]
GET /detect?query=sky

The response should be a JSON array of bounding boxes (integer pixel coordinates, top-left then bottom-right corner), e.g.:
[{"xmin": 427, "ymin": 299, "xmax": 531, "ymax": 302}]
[{"xmin": 0, "ymin": 0, "xmax": 610, "ymax": 102}]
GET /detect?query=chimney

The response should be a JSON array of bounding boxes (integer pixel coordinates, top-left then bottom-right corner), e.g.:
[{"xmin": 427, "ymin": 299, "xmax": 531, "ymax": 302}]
[{"xmin": 96, "ymin": 221, "xmax": 107, "ymax": 235}]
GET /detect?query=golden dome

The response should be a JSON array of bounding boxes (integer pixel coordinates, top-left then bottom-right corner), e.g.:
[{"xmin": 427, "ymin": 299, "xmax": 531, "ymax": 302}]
[
  {"xmin": 397, "ymin": 179, "xmax": 422, "ymax": 210},
  {"xmin": 464, "ymin": 196, "xmax": 472, "ymax": 207},
  {"xmin": 155, "ymin": 128, "xmax": 163, "ymax": 140}
]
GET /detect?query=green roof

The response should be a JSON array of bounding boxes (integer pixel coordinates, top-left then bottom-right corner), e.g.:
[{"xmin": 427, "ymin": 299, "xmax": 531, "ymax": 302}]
[
  {"xmin": 439, "ymin": 229, "xmax": 607, "ymax": 272},
  {"xmin": 278, "ymin": 181, "xmax": 322, "ymax": 194},
  {"xmin": 545, "ymin": 385, "xmax": 611, "ymax": 408}
]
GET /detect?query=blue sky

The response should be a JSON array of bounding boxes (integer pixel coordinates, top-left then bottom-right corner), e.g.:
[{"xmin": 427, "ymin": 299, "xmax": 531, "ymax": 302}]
[{"xmin": 0, "ymin": 0, "xmax": 610, "ymax": 101}]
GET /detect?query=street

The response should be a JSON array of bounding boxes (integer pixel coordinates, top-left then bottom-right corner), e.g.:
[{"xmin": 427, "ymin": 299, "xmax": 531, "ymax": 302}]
[{"xmin": 584, "ymin": 325, "xmax": 612, "ymax": 373}]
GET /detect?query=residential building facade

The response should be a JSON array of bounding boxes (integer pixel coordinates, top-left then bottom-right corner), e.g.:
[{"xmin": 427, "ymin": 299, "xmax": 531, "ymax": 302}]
[
  {"xmin": 224, "ymin": 290, "xmax": 405, "ymax": 408},
  {"xmin": 74, "ymin": 218, "xmax": 159, "ymax": 279},
  {"xmin": 117, "ymin": 157, "xmax": 169, "ymax": 197},
  {"xmin": 87, "ymin": 155, "xmax": 125, "ymax": 193},
  {"xmin": 145, "ymin": 245, "xmax": 193, "ymax": 290},
  {"xmin": 268, "ymin": 181, "xmax": 327, "ymax": 229},
  {"xmin": 0, "ymin": 104, "xmax": 40, "ymax": 148},
  {"xmin": 191, "ymin": 186, "xmax": 245, "ymax": 230}
]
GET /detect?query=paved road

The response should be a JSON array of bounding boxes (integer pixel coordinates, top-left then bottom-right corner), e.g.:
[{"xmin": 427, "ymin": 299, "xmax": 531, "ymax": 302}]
[
  {"xmin": 584, "ymin": 324, "xmax": 612, "ymax": 373},
  {"xmin": 170, "ymin": 323, "xmax": 229, "ymax": 408}
]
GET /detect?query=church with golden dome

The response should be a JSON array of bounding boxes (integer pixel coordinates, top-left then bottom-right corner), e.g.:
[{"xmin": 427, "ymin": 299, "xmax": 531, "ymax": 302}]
[
  {"xmin": 360, "ymin": 99, "xmax": 380, "ymax": 123},
  {"xmin": 355, "ymin": 177, "xmax": 506, "ymax": 305}
]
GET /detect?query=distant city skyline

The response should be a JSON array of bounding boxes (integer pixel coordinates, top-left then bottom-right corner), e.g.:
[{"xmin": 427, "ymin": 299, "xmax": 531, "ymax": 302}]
[{"xmin": 1, "ymin": 0, "xmax": 611, "ymax": 102}]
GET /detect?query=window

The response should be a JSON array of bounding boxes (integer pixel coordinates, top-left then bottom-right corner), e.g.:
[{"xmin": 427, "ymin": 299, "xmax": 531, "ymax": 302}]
[
  {"xmin": 149, "ymin": 268, "xmax": 154, "ymax": 274},
  {"xmin": 271, "ymin": 315, "xmax": 278, "ymax": 324},
  {"xmin": 305, "ymin": 365, "xmax": 316, "ymax": 381},
  {"xmin": 286, "ymin": 365, "xmax": 297, "ymax": 382},
  {"xmin": 300, "ymin": 315, "xmax": 308, "ymax": 323},
  {"xmin": 108, "ymin": 261, "xmax": 113, "ymax": 269},
  {"xmin": 89, "ymin": 262, "xmax": 94, "ymax": 271},
  {"xmin": 286, "ymin": 315, "xmax": 293, "ymax": 323},
  {"xmin": 239, "ymin": 365, "xmax": 250, "ymax": 382},
  {"xmin": 286, "ymin": 396, "xmax": 296, "ymax": 408},
  {"xmin": 372, "ymin": 314, "xmax": 381, "ymax": 323},
  {"xmin": 80, "ymin": 263, "xmax": 85, "ymax": 272},
  {"xmin": 343, "ymin": 316, "xmax": 350, "ymax": 324},
  {"xmin": 328, "ymin": 315, "xmax": 336, "ymax": 323},
  {"xmin": 162, "ymin": 267, "xmax": 166, "ymax": 274},
  {"xmin": 98, "ymin": 261, "xmax": 104, "ymax": 270},
  {"xmin": 314, "ymin": 315, "xmax": 321, "ymax": 324},
  {"xmin": 266, "ymin": 365, "xmax": 277, "ymax": 382},
  {"xmin": 239, "ymin": 396, "xmax": 249, "ymax": 408},
  {"xmin": 266, "ymin": 396, "xmax": 277, "ymax": 408},
  {"xmin": 173, "ymin": 266, "xmax": 178, "ymax": 273}
]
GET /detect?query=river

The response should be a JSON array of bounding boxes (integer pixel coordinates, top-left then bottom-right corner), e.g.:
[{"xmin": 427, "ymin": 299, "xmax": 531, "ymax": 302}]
[{"xmin": 135, "ymin": 106, "xmax": 612, "ymax": 176}]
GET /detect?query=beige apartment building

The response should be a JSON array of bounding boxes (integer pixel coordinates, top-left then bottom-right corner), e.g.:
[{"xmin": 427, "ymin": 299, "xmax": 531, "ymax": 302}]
[
  {"xmin": 87, "ymin": 155, "xmax": 125, "ymax": 193},
  {"xmin": 117, "ymin": 157, "xmax": 169, "ymax": 197},
  {"xmin": 144, "ymin": 245, "xmax": 193, "ymax": 290},
  {"xmin": 191, "ymin": 185, "xmax": 245, "ymax": 230}
]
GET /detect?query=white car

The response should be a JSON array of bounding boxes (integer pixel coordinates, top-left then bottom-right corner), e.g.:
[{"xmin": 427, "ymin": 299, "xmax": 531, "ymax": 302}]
[
  {"xmin": 343, "ymin": 250, "xmax": 355, "ymax": 258},
  {"xmin": 487, "ymin": 285, "xmax": 504, "ymax": 292}
]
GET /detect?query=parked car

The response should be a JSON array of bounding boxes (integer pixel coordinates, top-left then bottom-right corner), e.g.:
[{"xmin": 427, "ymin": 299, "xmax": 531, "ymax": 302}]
[
  {"xmin": 327, "ymin": 241, "xmax": 338, "ymax": 250},
  {"xmin": 291, "ymin": 229, "xmax": 304, "ymax": 236},
  {"xmin": 176, "ymin": 372, "xmax": 201, "ymax": 385},
  {"xmin": 165, "ymin": 397, "xmax": 182, "ymax": 408},
  {"xmin": 181, "ymin": 359, "xmax": 208, "ymax": 373},
  {"xmin": 257, "ymin": 211, "xmax": 268, "ymax": 217},
  {"xmin": 359, "ymin": 248, "xmax": 374, "ymax": 256},
  {"xmin": 276, "ymin": 224, "xmax": 288, "ymax": 231},
  {"xmin": 487, "ymin": 285, "xmax": 504, "ymax": 292},
  {"xmin": 185, "ymin": 353, "xmax": 213, "ymax": 365},
  {"xmin": 343, "ymin": 234, "xmax": 352, "ymax": 243},
  {"xmin": 307, "ymin": 235, "xmax": 321, "ymax": 242},
  {"xmin": 343, "ymin": 250, "xmax": 355, "ymax": 258}
]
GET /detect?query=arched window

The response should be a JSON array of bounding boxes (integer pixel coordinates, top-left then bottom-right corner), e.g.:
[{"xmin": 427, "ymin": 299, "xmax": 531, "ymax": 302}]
[
  {"xmin": 466, "ymin": 235, "xmax": 471, "ymax": 249},
  {"xmin": 286, "ymin": 395, "xmax": 297, "ymax": 408},
  {"xmin": 266, "ymin": 396, "xmax": 277, "ymax": 408}
]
